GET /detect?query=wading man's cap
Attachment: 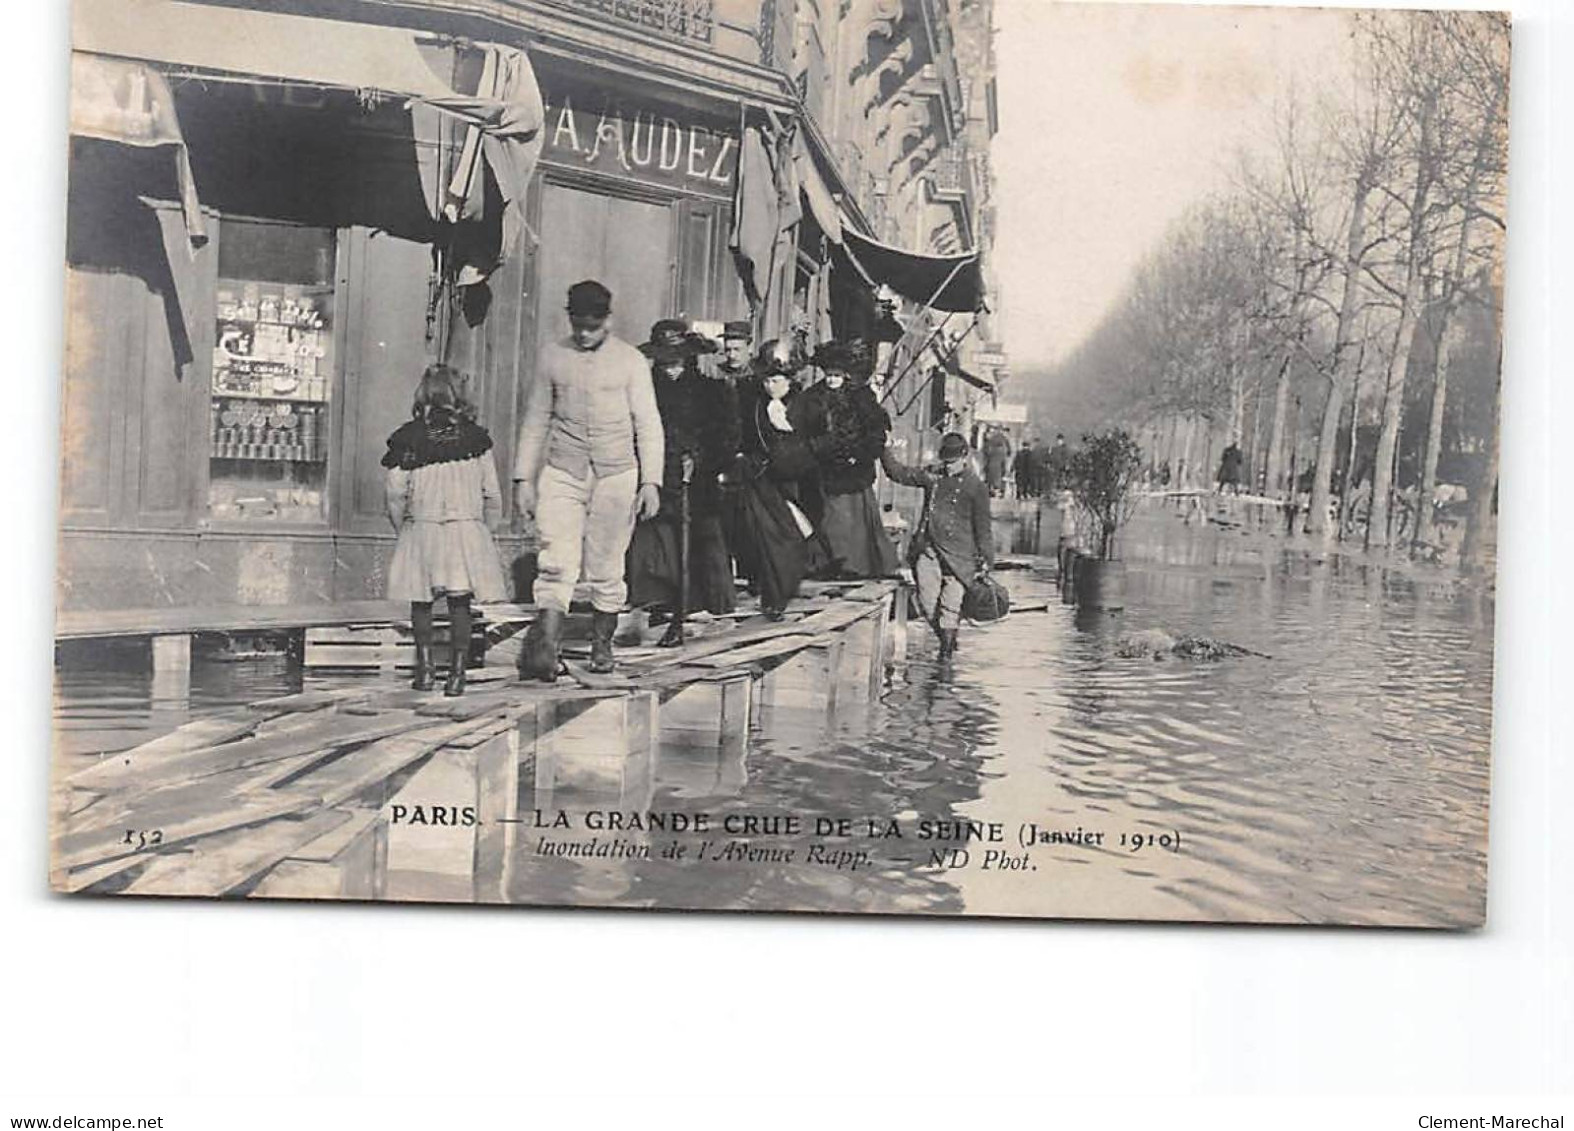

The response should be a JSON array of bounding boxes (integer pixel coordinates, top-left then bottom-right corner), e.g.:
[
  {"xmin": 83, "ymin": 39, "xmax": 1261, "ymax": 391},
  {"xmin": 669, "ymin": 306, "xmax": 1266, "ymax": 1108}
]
[
  {"xmin": 939, "ymin": 432, "xmax": 970, "ymax": 461},
  {"xmin": 567, "ymin": 280, "xmax": 612, "ymax": 319}
]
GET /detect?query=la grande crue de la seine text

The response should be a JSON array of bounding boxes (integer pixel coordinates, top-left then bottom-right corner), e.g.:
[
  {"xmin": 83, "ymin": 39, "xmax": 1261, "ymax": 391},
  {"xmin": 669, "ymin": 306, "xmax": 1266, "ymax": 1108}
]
[{"xmin": 528, "ymin": 808, "xmax": 1002, "ymax": 840}]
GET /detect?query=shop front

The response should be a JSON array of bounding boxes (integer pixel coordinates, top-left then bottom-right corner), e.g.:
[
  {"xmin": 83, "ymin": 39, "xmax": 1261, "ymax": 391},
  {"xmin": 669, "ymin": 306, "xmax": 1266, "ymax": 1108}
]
[{"xmin": 58, "ymin": 0, "xmax": 754, "ymax": 615}]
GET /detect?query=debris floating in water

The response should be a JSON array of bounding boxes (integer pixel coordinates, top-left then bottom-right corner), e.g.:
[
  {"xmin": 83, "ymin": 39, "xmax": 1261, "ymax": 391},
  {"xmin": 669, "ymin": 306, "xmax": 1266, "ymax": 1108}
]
[{"xmin": 1114, "ymin": 629, "xmax": 1271, "ymax": 661}]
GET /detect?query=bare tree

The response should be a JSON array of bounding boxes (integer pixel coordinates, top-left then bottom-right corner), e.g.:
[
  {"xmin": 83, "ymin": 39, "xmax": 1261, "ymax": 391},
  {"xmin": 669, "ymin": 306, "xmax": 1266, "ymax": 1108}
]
[
  {"xmin": 1413, "ymin": 12, "xmax": 1510, "ymax": 555},
  {"xmin": 1306, "ymin": 16, "xmax": 1412, "ymax": 537}
]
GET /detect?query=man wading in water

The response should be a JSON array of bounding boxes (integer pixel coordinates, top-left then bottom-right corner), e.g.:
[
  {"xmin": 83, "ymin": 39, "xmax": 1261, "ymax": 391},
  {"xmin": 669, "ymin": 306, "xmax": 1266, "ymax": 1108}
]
[
  {"xmin": 880, "ymin": 431, "xmax": 994, "ymax": 660},
  {"xmin": 512, "ymin": 280, "xmax": 665, "ymax": 677}
]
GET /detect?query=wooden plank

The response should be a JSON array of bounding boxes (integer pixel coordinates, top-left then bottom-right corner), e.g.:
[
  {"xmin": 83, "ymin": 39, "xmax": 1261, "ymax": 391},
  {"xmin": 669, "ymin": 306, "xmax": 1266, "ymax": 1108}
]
[
  {"xmin": 121, "ymin": 809, "xmax": 354, "ymax": 898},
  {"xmin": 66, "ymin": 715, "xmax": 271, "ymax": 789},
  {"xmin": 687, "ymin": 634, "xmax": 826, "ymax": 668},
  {"xmin": 442, "ymin": 718, "xmax": 514, "ymax": 749},
  {"xmin": 70, "ymin": 700, "xmax": 345, "ymax": 794},
  {"xmin": 795, "ymin": 600, "xmax": 887, "ymax": 635},
  {"xmin": 74, "ymin": 710, "xmax": 436, "ymax": 794},
  {"xmin": 836, "ymin": 580, "xmax": 898, "ymax": 603},
  {"xmin": 414, "ymin": 691, "xmax": 522, "ymax": 721},
  {"xmin": 305, "ymin": 722, "xmax": 481, "ymax": 808},
  {"xmin": 287, "ymin": 807, "xmax": 383, "ymax": 863},
  {"xmin": 68, "ymin": 748, "xmax": 332, "ymax": 835},
  {"xmin": 246, "ymin": 688, "xmax": 370, "ymax": 713},
  {"xmin": 626, "ymin": 615, "xmax": 817, "ymax": 672},
  {"xmin": 54, "ymin": 791, "xmax": 320, "ymax": 877},
  {"xmin": 55, "ymin": 599, "xmax": 408, "ymax": 641}
]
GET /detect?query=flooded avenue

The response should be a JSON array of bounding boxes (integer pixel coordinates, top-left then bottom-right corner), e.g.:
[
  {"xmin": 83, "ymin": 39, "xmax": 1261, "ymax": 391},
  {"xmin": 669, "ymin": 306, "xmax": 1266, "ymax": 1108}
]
[{"xmin": 54, "ymin": 502, "xmax": 1495, "ymax": 927}]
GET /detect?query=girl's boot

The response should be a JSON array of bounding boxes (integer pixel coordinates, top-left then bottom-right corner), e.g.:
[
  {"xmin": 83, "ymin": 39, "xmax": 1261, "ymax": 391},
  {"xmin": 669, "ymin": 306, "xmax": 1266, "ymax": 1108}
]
[
  {"xmin": 443, "ymin": 594, "xmax": 472, "ymax": 697},
  {"xmin": 410, "ymin": 602, "xmax": 435, "ymax": 691}
]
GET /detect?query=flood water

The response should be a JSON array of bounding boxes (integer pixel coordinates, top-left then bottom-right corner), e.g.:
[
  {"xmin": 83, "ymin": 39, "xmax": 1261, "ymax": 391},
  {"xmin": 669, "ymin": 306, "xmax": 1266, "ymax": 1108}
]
[{"xmin": 53, "ymin": 501, "xmax": 1495, "ymax": 927}]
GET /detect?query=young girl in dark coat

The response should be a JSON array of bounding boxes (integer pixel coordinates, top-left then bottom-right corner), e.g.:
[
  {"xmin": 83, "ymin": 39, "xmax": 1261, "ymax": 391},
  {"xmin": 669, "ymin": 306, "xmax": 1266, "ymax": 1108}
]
[{"xmin": 382, "ymin": 365, "xmax": 508, "ymax": 696}]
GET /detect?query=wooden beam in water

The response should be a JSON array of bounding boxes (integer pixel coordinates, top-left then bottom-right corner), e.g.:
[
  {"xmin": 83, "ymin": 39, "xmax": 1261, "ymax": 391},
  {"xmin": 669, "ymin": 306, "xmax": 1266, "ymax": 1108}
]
[
  {"xmin": 758, "ymin": 639, "xmax": 844, "ymax": 716},
  {"xmin": 838, "ymin": 603, "xmax": 889, "ymax": 701},
  {"xmin": 530, "ymin": 692, "xmax": 658, "ymax": 809}
]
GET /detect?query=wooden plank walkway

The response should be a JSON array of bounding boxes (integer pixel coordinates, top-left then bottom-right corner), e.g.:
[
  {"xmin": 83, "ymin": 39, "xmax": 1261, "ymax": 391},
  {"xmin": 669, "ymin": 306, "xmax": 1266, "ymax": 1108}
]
[{"xmin": 52, "ymin": 580, "xmax": 906, "ymax": 902}]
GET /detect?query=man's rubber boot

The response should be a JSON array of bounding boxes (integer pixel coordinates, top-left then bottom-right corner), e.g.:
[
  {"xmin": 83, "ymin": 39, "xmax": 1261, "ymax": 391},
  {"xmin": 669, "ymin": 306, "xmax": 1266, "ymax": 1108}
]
[
  {"xmin": 938, "ymin": 628, "xmax": 958, "ymax": 660},
  {"xmin": 518, "ymin": 607, "xmax": 564, "ymax": 682},
  {"xmin": 411, "ymin": 643, "xmax": 435, "ymax": 691},
  {"xmin": 589, "ymin": 610, "xmax": 618, "ymax": 674}
]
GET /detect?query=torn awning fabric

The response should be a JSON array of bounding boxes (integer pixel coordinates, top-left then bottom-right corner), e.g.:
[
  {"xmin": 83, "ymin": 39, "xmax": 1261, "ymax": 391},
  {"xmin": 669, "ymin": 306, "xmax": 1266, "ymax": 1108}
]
[
  {"xmin": 840, "ymin": 228, "xmax": 985, "ymax": 314},
  {"xmin": 71, "ymin": 0, "xmax": 545, "ymax": 282},
  {"xmin": 730, "ymin": 119, "xmax": 801, "ymax": 312},
  {"xmin": 69, "ymin": 54, "xmax": 207, "ymax": 251}
]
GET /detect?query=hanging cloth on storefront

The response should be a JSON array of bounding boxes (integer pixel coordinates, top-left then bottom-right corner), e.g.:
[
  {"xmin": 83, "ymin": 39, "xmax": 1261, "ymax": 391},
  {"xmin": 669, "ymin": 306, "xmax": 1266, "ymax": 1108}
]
[
  {"xmin": 414, "ymin": 44, "xmax": 546, "ymax": 287},
  {"xmin": 729, "ymin": 112, "xmax": 801, "ymax": 312},
  {"xmin": 69, "ymin": 54, "xmax": 206, "ymax": 251},
  {"xmin": 72, "ymin": 0, "xmax": 546, "ymax": 284},
  {"xmin": 795, "ymin": 139, "xmax": 842, "ymax": 246}
]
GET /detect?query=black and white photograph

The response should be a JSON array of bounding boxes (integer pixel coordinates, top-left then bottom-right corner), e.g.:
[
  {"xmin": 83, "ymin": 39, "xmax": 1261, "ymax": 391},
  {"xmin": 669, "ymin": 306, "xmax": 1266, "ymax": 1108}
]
[{"xmin": 49, "ymin": 0, "xmax": 1509, "ymax": 930}]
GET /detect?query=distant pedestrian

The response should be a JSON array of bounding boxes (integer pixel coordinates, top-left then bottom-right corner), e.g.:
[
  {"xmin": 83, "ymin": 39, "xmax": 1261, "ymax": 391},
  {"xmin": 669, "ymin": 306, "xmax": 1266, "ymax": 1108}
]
[
  {"xmin": 983, "ymin": 427, "xmax": 1011, "ymax": 497},
  {"xmin": 1216, "ymin": 442, "xmax": 1244, "ymax": 495},
  {"xmin": 382, "ymin": 364, "xmax": 508, "ymax": 698},
  {"xmin": 1045, "ymin": 433, "xmax": 1071, "ymax": 493},
  {"xmin": 1013, "ymin": 441, "xmax": 1034, "ymax": 499}
]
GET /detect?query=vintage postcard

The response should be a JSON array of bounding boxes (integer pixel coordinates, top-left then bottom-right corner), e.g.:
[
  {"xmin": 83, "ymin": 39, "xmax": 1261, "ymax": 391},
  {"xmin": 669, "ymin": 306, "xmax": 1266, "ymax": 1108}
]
[{"xmin": 52, "ymin": 0, "xmax": 1507, "ymax": 927}]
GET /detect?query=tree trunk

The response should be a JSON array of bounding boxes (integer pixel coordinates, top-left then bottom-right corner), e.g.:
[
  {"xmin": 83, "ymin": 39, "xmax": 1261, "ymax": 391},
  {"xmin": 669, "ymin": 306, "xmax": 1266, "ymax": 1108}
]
[
  {"xmin": 1416, "ymin": 127, "xmax": 1491, "ymax": 556},
  {"xmin": 1367, "ymin": 272, "xmax": 1427, "ymax": 551},
  {"xmin": 1336, "ymin": 337, "xmax": 1366, "ymax": 539},
  {"xmin": 1264, "ymin": 353, "xmax": 1292, "ymax": 497},
  {"xmin": 1460, "ymin": 368, "xmax": 1500, "ymax": 574},
  {"xmin": 1413, "ymin": 315, "xmax": 1455, "ymax": 551},
  {"xmin": 1307, "ymin": 176, "xmax": 1373, "ymax": 536},
  {"xmin": 1368, "ymin": 89, "xmax": 1437, "ymax": 552}
]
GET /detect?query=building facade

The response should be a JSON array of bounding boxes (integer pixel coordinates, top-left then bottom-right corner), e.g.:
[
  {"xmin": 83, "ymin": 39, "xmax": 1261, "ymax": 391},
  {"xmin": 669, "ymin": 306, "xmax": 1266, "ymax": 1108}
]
[{"xmin": 59, "ymin": 0, "xmax": 1003, "ymax": 612}]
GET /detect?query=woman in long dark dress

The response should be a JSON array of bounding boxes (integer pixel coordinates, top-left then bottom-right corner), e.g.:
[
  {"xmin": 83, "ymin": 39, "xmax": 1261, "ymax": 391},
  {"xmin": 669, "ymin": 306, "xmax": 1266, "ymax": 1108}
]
[
  {"xmin": 795, "ymin": 339, "xmax": 900, "ymax": 579},
  {"xmin": 626, "ymin": 320, "xmax": 740, "ymax": 639},
  {"xmin": 731, "ymin": 340, "xmax": 824, "ymax": 618}
]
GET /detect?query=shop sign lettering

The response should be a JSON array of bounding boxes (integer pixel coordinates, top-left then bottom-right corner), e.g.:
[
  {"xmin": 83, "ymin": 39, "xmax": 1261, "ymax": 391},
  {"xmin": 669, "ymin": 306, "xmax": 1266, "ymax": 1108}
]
[{"xmin": 543, "ymin": 95, "xmax": 737, "ymax": 196}]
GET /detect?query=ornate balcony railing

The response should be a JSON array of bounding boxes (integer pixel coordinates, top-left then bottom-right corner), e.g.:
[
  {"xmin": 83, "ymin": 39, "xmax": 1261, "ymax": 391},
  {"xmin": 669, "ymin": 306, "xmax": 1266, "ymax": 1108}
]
[
  {"xmin": 931, "ymin": 153, "xmax": 966, "ymax": 195},
  {"xmin": 553, "ymin": 0, "xmax": 716, "ymax": 46}
]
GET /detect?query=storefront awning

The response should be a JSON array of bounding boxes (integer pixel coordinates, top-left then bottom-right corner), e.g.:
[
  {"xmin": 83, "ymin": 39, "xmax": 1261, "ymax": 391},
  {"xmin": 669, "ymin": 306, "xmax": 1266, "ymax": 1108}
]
[
  {"xmin": 795, "ymin": 139, "xmax": 842, "ymax": 245},
  {"xmin": 840, "ymin": 226, "xmax": 984, "ymax": 313},
  {"xmin": 70, "ymin": 53, "xmax": 207, "ymax": 249},
  {"xmin": 75, "ymin": 0, "xmax": 475, "ymax": 106},
  {"xmin": 72, "ymin": 0, "xmax": 545, "ymax": 282}
]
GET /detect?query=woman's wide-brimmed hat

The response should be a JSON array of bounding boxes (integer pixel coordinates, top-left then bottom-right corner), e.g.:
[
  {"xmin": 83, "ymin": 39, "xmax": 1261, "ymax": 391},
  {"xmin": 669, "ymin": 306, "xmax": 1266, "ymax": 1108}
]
[
  {"xmin": 639, "ymin": 318, "xmax": 718, "ymax": 362},
  {"xmin": 754, "ymin": 338, "xmax": 804, "ymax": 377},
  {"xmin": 811, "ymin": 339, "xmax": 853, "ymax": 372},
  {"xmin": 812, "ymin": 337, "xmax": 874, "ymax": 377}
]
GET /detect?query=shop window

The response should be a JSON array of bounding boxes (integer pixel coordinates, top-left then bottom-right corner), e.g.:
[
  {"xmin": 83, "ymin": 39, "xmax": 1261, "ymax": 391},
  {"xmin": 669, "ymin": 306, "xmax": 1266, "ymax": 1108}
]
[{"xmin": 208, "ymin": 218, "xmax": 335, "ymax": 524}]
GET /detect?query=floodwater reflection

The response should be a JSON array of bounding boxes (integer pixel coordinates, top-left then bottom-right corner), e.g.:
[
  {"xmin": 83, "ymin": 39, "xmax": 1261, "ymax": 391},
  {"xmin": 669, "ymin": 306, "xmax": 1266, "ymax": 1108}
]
[{"xmin": 53, "ymin": 504, "xmax": 1494, "ymax": 926}]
